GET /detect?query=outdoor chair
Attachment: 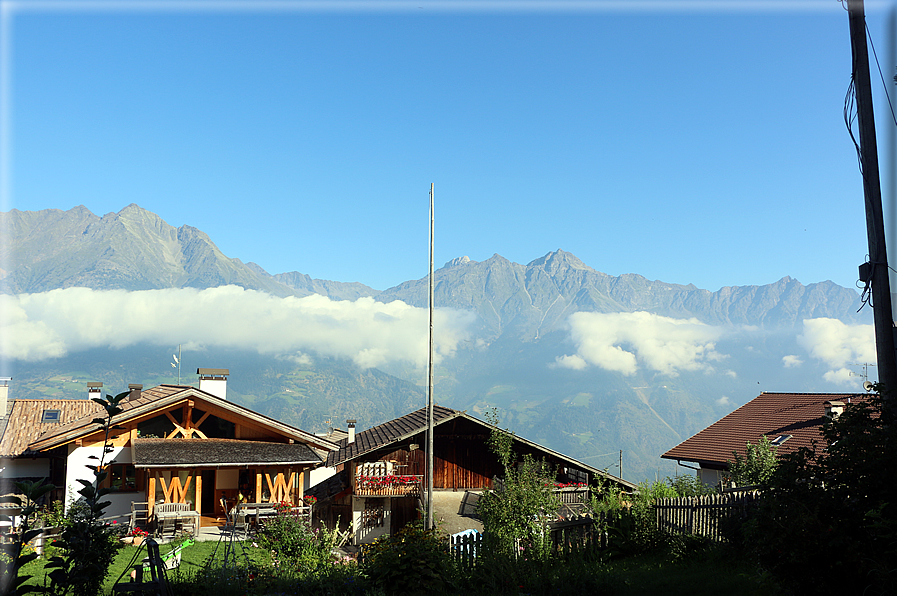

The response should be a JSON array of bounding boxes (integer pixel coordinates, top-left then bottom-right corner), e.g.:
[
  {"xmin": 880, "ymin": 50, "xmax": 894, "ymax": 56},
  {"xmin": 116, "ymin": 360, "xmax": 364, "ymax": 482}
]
[
  {"xmin": 112, "ymin": 539, "xmax": 168, "ymax": 596},
  {"xmin": 228, "ymin": 509, "xmax": 248, "ymax": 539},
  {"xmin": 159, "ymin": 516, "xmax": 177, "ymax": 541}
]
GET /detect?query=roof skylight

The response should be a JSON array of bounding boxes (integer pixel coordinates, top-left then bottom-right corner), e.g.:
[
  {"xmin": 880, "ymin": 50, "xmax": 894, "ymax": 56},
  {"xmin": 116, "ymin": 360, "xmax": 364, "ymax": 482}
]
[{"xmin": 41, "ymin": 409, "xmax": 61, "ymax": 423}]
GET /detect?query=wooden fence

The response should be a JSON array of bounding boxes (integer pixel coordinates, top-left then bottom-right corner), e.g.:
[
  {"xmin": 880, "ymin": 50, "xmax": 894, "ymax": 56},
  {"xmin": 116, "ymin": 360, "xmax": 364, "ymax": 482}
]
[
  {"xmin": 654, "ymin": 490, "xmax": 760, "ymax": 541},
  {"xmin": 447, "ymin": 491, "xmax": 762, "ymax": 566},
  {"xmin": 448, "ymin": 518, "xmax": 603, "ymax": 568}
]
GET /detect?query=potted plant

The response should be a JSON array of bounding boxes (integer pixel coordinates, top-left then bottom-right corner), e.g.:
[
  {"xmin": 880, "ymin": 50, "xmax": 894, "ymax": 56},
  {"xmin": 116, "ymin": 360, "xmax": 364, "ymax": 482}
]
[{"xmin": 127, "ymin": 526, "xmax": 149, "ymax": 546}]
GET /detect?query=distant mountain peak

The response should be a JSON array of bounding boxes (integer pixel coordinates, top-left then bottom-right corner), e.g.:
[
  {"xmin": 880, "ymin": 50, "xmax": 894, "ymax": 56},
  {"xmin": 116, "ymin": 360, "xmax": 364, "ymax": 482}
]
[
  {"xmin": 527, "ymin": 249, "xmax": 593, "ymax": 272},
  {"xmin": 445, "ymin": 256, "xmax": 473, "ymax": 268}
]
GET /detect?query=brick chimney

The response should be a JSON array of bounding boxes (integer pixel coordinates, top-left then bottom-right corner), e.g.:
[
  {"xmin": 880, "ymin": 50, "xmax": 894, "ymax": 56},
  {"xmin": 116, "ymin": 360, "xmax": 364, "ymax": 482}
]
[
  {"xmin": 197, "ymin": 368, "xmax": 229, "ymax": 400},
  {"xmin": 347, "ymin": 419, "xmax": 357, "ymax": 444}
]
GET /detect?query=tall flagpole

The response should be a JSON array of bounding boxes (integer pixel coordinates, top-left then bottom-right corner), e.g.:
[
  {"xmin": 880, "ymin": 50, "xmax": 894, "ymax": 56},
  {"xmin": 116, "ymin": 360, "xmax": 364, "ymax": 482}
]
[{"xmin": 427, "ymin": 183, "xmax": 435, "ymax": 529}]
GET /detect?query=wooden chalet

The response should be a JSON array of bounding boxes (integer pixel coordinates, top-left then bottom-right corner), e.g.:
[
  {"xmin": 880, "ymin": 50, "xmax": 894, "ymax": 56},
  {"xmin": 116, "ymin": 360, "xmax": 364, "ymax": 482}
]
[
  {"xmin": 307, "ymin": 405, "xmax": 636, "ymax": 545},
  {"xmin": 1, "ymin": 372, "xmax": 337, "ymax": 524}
]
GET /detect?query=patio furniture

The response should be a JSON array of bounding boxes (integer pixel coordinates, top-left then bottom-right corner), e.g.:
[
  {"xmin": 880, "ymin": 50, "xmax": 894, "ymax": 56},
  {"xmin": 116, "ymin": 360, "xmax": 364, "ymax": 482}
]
[{"xmin": 112, "ymin": 538, "xmax": 168, "ymax": 596}]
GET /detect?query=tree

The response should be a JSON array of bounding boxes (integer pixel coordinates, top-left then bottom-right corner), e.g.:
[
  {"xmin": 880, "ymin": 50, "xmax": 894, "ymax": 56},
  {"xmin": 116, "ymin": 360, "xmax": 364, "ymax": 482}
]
[
  {"xmin": 477, "ymin": 410, "xmax": 560, "ymax": 561},
  {"xmin": 46, "ymin": 391, "xmax": 126, "ymax": 596},
  {"xmin": 726, "ymin": 435, "xmax": 777, "ymax": 487},
  {"xmin": 744, "ymin": 391, "xmax": 896, "ymax": 595}
]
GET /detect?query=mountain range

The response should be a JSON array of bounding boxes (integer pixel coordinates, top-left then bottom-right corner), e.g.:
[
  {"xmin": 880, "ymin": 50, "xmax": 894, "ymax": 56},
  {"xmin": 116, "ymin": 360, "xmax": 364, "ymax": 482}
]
[{"xmin": 0, "ymin": 204, "xmax": 873, "ymax": 482}]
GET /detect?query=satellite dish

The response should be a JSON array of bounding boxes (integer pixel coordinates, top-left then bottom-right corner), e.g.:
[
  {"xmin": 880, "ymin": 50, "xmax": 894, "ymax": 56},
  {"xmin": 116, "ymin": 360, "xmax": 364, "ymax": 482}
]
[{"xmin": 863, "ymin": 381, "xmax": 874, "ymax": 392}]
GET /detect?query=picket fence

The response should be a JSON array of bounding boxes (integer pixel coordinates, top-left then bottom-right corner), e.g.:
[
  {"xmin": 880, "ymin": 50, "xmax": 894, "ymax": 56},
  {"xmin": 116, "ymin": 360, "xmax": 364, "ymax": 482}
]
[
  {"xmin": 447, "ymin": 491, "xmax": 762, "ymax": 567},
  {"xmin": 654, "ymin": 490, "xmax": 760, "ymax": 541}
]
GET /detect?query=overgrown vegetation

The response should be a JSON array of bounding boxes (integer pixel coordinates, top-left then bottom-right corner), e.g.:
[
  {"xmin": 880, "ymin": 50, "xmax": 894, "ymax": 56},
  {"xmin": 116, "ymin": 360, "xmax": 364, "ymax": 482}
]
[
  {"xmin": 727, "ymin": 435, "xmax": 778, "ymax": 487},
  {"xmin": 740, "ymin": 390, "xmax": 896, "ymax": 595},
  {"xmin": 477, "ymin": 410, "xmax": 561, "ymax": 563},
  {"xmin": 5, "ymin": 407, "xmax": 787, "ymax": 595},
  {"xmin": 44, "ymin": 391, "xmax": 126, "ymax": 596}
]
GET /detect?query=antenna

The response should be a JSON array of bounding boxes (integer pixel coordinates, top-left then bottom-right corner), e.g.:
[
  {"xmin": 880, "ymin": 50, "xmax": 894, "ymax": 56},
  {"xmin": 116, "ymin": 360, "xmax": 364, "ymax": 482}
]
[
  {"xmin": 849, "ymin": 362, "xmax": 876, "ymax": 383},
  {"xmin": 171, "ymin": 345, "xmax": 181, "ymax": 385},
  {"xmin": 864, "ymin": 380, "xmax": 875, "ymax": 392}
]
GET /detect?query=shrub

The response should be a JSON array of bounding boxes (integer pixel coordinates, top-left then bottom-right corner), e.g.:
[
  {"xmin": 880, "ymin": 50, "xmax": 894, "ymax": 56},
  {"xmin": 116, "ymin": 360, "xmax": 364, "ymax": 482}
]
[
  {"xmin": 360, "ymin": 522, "xmax": 456, "ymax": 595},
  {"xmin": 45, "ymin": 391, "xmax": 126, "ymax": 596},
  {"xmin": 743, "ymin": 391, "xmax": 897, "ymax": 595},
  {"xmin": 726, "ymin": 435, "xmax": 778, "ymax": 487},
  {"xmin": 257, "ymin": 502, "xmax": 332, "ymax": 573},
  {"xmin": 477, "ymin": 410, "xmax": 560, "ymax": 562}
]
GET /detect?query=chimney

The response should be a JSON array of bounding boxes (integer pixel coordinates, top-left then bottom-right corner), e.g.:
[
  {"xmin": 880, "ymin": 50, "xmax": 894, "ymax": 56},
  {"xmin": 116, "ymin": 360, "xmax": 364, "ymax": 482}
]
[
  {"xmin": 128, "ymin": 384, "xmax": 143, "ymax": 401},
  {"xmin": 347, "ymin": 419, "xmax": 357, "ymax": 444},
  {"xmin": 825, "ymin": 400, "xmax": 845, "ymax": 419},
  {"xmin": 87, "ymin": 382, "xmax": 103, "ymax": 400},
  {"xmin": 0, "ymin": 377, "xmax": 10, "ymax": 418},
  {"xmin": 197, "ymin": 368, "xmax": 229, "ymax": 400}
]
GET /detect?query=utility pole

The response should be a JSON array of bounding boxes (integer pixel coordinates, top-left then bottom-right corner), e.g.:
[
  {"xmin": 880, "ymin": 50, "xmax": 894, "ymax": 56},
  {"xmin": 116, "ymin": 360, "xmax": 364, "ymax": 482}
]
[
  {"xmin": 427, "ymin": 183, "xmax": 435, "ymax": 529},
  {"xmin": 847, "ymin": 0, "xmax": 897, "ymax": 402}
]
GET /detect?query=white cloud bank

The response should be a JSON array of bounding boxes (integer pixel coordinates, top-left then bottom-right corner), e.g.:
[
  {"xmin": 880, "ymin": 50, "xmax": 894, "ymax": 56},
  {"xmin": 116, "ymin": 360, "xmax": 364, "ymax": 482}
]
[
  {"xmin": 798, "ymin": 318, "xmax": 875, "ymax": 385},
  {"xmin": 556, "ymin": 311, "xmax": 725, "ymax": 376},
  {"xmin": 0, "ymin": 287, "xmax": 476, "ymax": 368}
]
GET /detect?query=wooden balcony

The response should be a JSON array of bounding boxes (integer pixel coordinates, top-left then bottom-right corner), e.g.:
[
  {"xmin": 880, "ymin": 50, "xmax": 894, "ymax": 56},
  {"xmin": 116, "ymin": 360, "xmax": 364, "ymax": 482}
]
[{"xmin": 354, "ymin": 474, "xmax": 423, "ymax": 497}]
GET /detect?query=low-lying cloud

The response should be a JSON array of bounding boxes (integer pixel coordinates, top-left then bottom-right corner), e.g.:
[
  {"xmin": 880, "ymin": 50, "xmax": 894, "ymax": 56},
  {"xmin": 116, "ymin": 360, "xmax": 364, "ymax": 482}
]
[
  {"xmin": 556, "ymin": 311, "xmax": 725, "ymax": 376},
  {"xmin": 0, "ymin": 287, "xmax": 476, "ymax": 369},
  {"xmin": 798, "ymin": 318, "xmax": 875, "ymax": 385}
]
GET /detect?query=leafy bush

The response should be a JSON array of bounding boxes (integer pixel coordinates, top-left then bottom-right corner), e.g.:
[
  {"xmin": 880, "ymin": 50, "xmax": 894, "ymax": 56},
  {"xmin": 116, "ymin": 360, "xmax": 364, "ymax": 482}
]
[
  {"xmin": 45, "ymin": 391, "xmax": 126, "ymax": 596},
  {"xmin": 477, "ymin": 410, "xmax": 560, "ymax": 562},
  {"xmin": 743, "ymin": 391, "xmax": 896, "ymax": 595},
  {"xmin": 727, "ymin": 435, "xmax": 778, "ymax": 487},
  {"xmin": 257, "ymin": 502, "xmax": 332, "ymax": 572},
  {"xmin": 360, "ymin": 522, "xmax": 456, "ymax": 595},
  {"xmin": 665, "ymin": 474, "xmax": 715, "ymax": 497}
]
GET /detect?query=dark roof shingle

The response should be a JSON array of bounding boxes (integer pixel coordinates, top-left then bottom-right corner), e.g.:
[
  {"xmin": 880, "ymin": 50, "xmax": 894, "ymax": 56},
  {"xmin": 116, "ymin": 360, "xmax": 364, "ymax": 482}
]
[{"xmin": 132, "ymin": 438, "xmax": 322, "ymax": 467}]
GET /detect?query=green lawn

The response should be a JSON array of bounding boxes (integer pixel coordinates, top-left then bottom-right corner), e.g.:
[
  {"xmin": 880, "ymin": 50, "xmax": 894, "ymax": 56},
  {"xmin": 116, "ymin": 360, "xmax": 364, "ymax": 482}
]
[
  {"xmin": 17, "ymin": 539, "xmax": 269, "ymax": 593},
  {"xmin": 14, "ymin": 541, "xmax": 780, "ymax": 596}
]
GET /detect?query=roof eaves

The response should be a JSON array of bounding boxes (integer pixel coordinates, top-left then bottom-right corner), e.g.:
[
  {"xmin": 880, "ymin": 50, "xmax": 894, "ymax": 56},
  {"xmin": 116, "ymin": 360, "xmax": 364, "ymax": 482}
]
[
  {"xmin": 455, "ymin": 413, "xmax": 637, "ymax": 490},
  {"xmin": 29, "ymin": 386, "xmax": 338, "ymax": 452},
  {"xmin": 330, "ymin": 408, "xmax": 465, "ymax": 465}
]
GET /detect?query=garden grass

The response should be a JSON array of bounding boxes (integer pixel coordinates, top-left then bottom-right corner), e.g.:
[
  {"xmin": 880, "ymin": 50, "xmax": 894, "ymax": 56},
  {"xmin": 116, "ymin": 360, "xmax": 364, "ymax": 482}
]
[
  {"xmin": 14, "ymin": 543, "xmax": 781, "ymax": 595},
  {"xmin": 17, "ymin": 539, "xmax": 269, "ymax": 594}
]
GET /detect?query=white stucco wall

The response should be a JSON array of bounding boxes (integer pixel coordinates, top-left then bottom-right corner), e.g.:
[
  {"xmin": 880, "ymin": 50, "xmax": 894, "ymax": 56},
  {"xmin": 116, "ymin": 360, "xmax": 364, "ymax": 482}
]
[
  {"xmin": 65, "ymin": 444, "xmax": 135, "ymax": 520},
  {"xmin": 304, "ymin": 465, "xmax": 338, "ymax": 493},
  {"xmin": 698, "ymin": 467, "xmax": 725, "ymax": 489},
  {"xmin": 352, "ymin": 496, "xmax": 391, "ymax": 545},
  {"xmin": 1, "ymin": 457, "xmax": 50, "ymax": 478}
]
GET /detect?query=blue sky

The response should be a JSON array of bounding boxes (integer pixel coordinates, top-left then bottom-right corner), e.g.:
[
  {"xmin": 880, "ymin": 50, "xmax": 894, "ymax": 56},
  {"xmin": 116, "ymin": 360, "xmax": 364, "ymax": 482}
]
[{"xmin": 3, "ymin": 0, "xmax": 896, "ymax": 292}]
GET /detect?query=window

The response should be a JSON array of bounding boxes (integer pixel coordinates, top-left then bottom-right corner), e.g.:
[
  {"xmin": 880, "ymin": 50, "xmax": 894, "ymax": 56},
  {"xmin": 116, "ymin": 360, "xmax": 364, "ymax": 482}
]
[
  {"xmin": 108, "ymin": 464, "xmax": 137, "ymax": 492},
  {"xmin": 41, "ymin": 410, "xmax": 61, "ymax": 423},
  {"xmin": 770, "ymin": 435, "xmax": 793, "ymax": 446}
]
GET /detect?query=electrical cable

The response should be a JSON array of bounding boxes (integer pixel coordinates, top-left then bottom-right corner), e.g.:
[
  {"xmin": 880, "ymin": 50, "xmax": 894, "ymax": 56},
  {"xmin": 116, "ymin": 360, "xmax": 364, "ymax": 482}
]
[{"xmin": 865, "ymin": 21, "xmax": 897, "ymax": 128}]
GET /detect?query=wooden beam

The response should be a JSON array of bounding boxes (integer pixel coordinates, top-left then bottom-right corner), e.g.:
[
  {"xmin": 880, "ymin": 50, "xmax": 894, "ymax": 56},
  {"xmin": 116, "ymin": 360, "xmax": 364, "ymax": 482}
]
[
  {"xmin": 148, "ymin": 475, "xmax": 155, "ymax": 515},
  {"xmin": 256, "ymin": 472, "xmax": 263, "ymax": 503},
  {"xmin": 196, "ymin": 473, "xmax": 202, "ymax": 516}
]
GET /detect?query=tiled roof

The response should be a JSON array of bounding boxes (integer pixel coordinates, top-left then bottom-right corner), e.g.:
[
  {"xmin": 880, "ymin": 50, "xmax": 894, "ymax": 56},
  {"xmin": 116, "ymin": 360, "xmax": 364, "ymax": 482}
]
[
  {"xmin": 132, "ymin": 438, "xmax": 322, "ymax": 467},
  {"xmin": 28, "ymin": 385, "xmax": 337, "ymax": 452},
  {"xmin": 0, "ymin": 399, "xmax": 104, "ymax": 458},
  {"xmin": 325, "ymin": 405, "xmax": 461, "ymax": 466},
  {"xmin": 661, "ymin": 392, "xmax": 869, "ymax": 468}
]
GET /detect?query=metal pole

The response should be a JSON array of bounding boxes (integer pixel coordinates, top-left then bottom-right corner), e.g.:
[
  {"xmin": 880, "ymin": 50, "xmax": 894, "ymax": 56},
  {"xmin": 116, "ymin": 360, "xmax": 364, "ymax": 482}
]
[
  {"xmin": 427, "ymin": 183, "xmax": 435, "ymax": 529},
  {"xmin": 847, "ymin": 0, "xmax": 897, "ymax": 402}
]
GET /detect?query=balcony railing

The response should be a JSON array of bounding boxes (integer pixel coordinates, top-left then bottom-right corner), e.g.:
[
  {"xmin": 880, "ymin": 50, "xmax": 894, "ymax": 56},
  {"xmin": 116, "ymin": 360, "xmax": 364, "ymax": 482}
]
[{"xmin": 354, "ymin": 474, "xmax": 423, "ymax": 497}]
